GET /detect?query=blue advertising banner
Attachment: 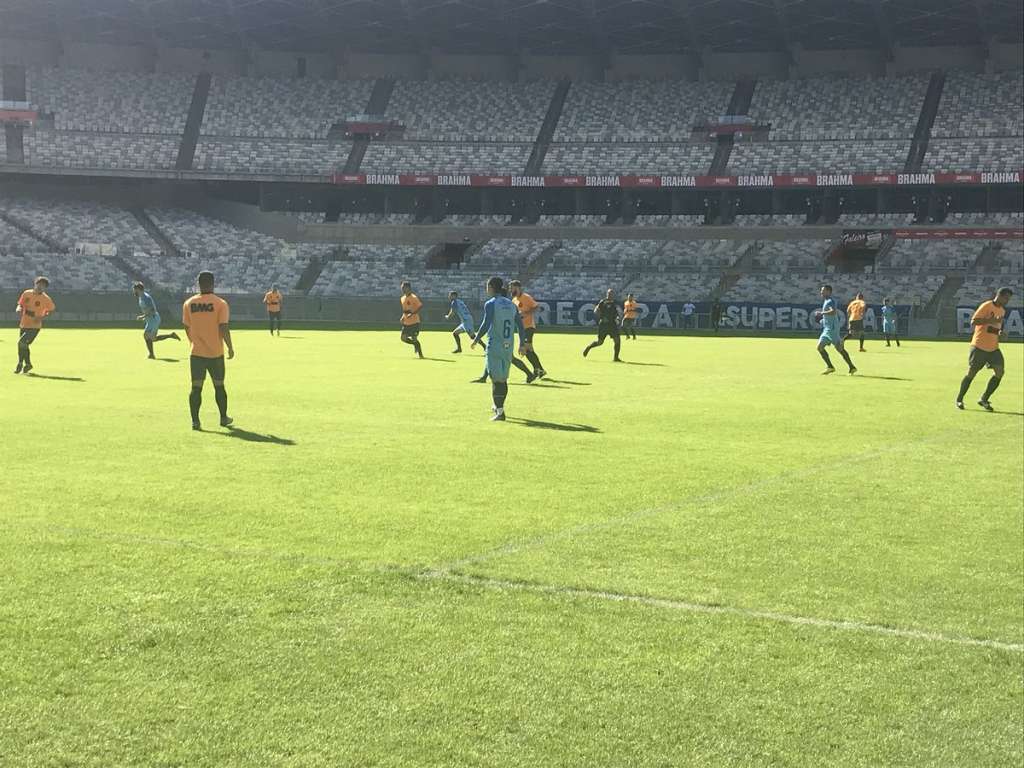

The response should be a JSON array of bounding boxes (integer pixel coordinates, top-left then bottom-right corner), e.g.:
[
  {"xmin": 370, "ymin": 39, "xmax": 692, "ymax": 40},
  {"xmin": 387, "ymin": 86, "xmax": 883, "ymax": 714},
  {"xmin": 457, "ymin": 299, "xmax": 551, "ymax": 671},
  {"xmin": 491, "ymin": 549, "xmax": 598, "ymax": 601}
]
[
  {"xmin": 533, "ymin": 299, "xmax": 910, "ymax": 332},
  {"xmin": 956, "ymin": 306, "xmax": 1023, "ymax": 338}
]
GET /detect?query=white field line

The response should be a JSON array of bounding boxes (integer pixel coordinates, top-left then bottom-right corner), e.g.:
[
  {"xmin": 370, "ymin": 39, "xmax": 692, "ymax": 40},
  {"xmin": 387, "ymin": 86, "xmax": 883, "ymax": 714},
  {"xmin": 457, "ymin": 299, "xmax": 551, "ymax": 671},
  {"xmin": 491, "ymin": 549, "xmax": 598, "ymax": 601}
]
[
  {"xmin": 436, "ymin": 423, "xmax": 1015, "ymax": 573},
  {"xmin": 422, "ymin": 571, "xmax": 1024, "ymax": 654}
]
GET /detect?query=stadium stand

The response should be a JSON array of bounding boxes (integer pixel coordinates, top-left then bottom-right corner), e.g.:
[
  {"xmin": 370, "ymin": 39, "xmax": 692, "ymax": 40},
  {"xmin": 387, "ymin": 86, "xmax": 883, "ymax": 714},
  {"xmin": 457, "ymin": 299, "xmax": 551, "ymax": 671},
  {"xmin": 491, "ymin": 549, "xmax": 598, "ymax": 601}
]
[
  {"xmin": 0, "ymin": 198, "xmax": 158, "ymax": 254},
  {"xmin": 931, "ymin": 71, "xmax": 1024, "ymax": 139},
  {"xmin": 733, "ymin": 214, "xmax": 807, "ymax": 226},
  {"xmin": 922, "ymin": 137, "xmax": 1024, "ymax": 171},
  {"xmin": 724, "ymin": 272, "xmax": 944, "ymax": 306},
  {"xmin": 954, "ymin": 273, "xmax": 1024, "ymax": 307},
  {"xmin": 945, "ymin": 212, "xmax": 1024, "ymax": 226},
  {"xmin": 747, "ymin": 241, "xmax": 829, "ymax": 270},
  {"xmin": 27, "ymin": 67, "xmax": 193, "ymax": 134},
  {"xmin": 634, "ymin": 214, "xmax": 707, "ymax": 227},
  {"xmin": 120, "ymin": 252, "xmax": 311, "ymax": 294},
  {"xmin": 146, "ymin": 208, "xmax": 290, "ymax": 257},
  {"xmin": 468, "ymin": 239, "xmax": 553, "ymax": 269},
  {"xmin": 194, "ymin": 137, "xmax": 351, "ymax": 175},
  {"xmin": 838, "ymin": 212, "xmax": 916, "ymax": 227},
  {"xmin": 880, "ymin": 239, "xmax": 984, "ymax": 271},
  {"xmin": 728, "ymin": 140, "xmax": 910, "ymax": 174},
  {"xmin": 201, "ymin": 76, "xmax": 372, "ymax": 139},
  {"xmin": 543, "ymin": 142, "xmax": 713, "ymax": 175},
  {"xmin": 361, "ymin": 142, "xmax": 532, "ymax": 174},
  {"xmin": 24, "ymin": 129, "xmax": 180, "ymax": 171},
  {"xmin": 0, "ymin": 218, "xmax": 50, "ymax": 254},
  {"xmin": 0, "ymin": 252, "xmax": 126, "ymax": 291}
]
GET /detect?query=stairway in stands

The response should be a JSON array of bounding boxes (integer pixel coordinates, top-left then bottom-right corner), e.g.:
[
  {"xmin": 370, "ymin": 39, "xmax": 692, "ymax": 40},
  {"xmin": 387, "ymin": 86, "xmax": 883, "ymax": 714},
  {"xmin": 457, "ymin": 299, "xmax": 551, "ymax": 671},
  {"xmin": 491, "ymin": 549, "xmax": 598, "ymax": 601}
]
[
  {"xmin": 130, "ymin": 208, "xmax": 180, "ymax": 257},
  {"xmin": 904, "ymin": 72, "xmax": 945, "ymax": 173},
  {"xmin": 2, "ymin": 64, "xmax": 27, "ymax": 164},
  {"xmin": 0, "ymin": 209, "xmax": 63, "ymax": 251},
  {"xmin": 521, "ymin": 242, "xmax": 562, "ymax": 282},
  {"xmin": 342, "ymin": 78, "xmax": 395, "ymax": 174},
  {"xmin": 176, "ymin": 73, "xmax": 211, "ymax": 171},
  {"xmin": 524, "ymin": 80, "xmax": 571, "ymax": 175},
  {"xmin": 708, "ymin": 79, "xmax": 755, "ymax": 176}
]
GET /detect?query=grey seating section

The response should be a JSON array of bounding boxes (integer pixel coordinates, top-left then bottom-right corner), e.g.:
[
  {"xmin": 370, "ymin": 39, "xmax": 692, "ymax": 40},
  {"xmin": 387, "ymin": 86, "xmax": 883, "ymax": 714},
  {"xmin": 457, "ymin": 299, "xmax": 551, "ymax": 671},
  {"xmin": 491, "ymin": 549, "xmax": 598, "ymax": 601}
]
[
  {"xmin": 724, "ymin": 271, "xmax": 943, "ymax": 306},
  {"xmin": 28, "ymin": 67, "xmax": 193, "ymax": 134},
  {"xmin": 194, "ymin": 138, "xmax": 351, "ymax": 175},
  {"xmin": 535, "ymin": 215, "xmax": 607, "ymax": 227},
  {"xmin": 626, "ymin": 272, "xmax": 719, "ymax": 301},
  {"xmin": 361, "ymin": 142, "xmax": 532, "ymax": 174},
  {"xmin": 554, "ymin": 80, "xmax": 732, "ymax": 142},
  {"xmin": 0, "ymin": 252, "xmax": 127, "ymax": 291},
  {"xmin": 954, "ymin": 274, "xmax": 1024, "ymax": 307},
  {"xmin": 879, "ymin": 239, "xmax": 983, "ymax": 271},
  {"xmin": 121, "ymin": 252, "xmax": 310, "ymax": 294},
  {"xmin": 839, "ymin": 212, "xmax": 915, "ymax": 227},
  {"xmin": 922, "ymin": 138, "xmax": 1024, "ymax": 171},
  {"xmin": 201, "ymin": 76, "xmax": 373, "ymax": 139},
  {"xmin": 749, "ymin": 74, "xmax": 928, "ymax": 140},
  {"xmin": 147, "ymin": 208, "xmax": 289, "ymax": 257},
  {"xmin": 0, "ymin": 219, "xmax": 50, "ymax": 254},
  {"xmin": 945, "ymin": 212, "xmax": 1024, "ymax": 226},
  {"xmin": 24, "ymin": 129, "xmax": 180, "ymax": 170},
  {"xmin": 733, "ymin": 214, "xmax": 807, "ymax": 226},
  {"xmin": 747, "ymin": 241, "xmax": 830, "ymax": 270},
  {"xmin": 544, "ymin": 142, "xmax": 713, "ymax": 175},
  {"xmin": 634, "ymin": 214, "xmax": 707, "ymax": 227},
  {"xmin": 469, "ymin": 239, "xmax": 554, "ymax": 269},
  {"xmin": 932, "ymin": 71, "xmax": 1024, "ymax": 139},
  {"xmin": 387, "ymin": 79, "xmax": 554, "ymax": 142},
  {"xmin": 728, "ymin": 140, "xmax": 910, "ymax": 174},
  {"xmin": 0, "ymin": 197, "xmax": 159, "ymax": 254}
]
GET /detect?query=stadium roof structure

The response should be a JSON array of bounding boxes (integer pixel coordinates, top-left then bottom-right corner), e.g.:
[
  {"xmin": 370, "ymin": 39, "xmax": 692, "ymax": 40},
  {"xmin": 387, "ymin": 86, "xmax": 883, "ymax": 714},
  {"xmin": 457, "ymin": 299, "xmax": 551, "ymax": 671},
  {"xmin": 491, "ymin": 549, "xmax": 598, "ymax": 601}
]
[{"xmin": 1, "ymin": 0, "xmax": 1021, "ymax": 56}]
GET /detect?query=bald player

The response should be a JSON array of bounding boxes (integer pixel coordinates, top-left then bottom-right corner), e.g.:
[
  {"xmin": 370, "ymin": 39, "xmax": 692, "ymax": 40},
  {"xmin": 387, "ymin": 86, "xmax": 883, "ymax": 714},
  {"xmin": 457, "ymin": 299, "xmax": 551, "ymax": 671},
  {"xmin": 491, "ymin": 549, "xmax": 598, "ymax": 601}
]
[
  {"xmin": 956, "ymin": 287, "xmax": 1013, "ymax": 412},
  {"xmin": 14, "ymin": 276, "xmax": 55, "ymax": 374},
  {"xmin": 182, "ymin": 271, "xmax": 234, "ymax": 430}
]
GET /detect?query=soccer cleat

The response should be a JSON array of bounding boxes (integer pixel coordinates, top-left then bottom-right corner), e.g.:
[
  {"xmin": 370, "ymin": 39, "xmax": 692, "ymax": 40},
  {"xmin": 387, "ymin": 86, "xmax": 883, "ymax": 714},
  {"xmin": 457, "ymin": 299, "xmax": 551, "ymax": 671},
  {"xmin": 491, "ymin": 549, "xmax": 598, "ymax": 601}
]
[
  {"xmin": 848, "ymin": 367, "xmax": 857, "ymax": 375},
  {"xmin": 491, "ymin": 411, "xmax": 506, "ymax": 422},
  {"xmin": 14, "ymin": 364, "xmax": 22, "ymax": 374},
  {"xmin": 171, "ymin": 332, "xmax": 181, "ymax": 340},
  {"xmin": 192, "ymin": 421, "xmax": 202, "ymax": 431},
  {"xmin": 582, "ymin": 346, "xmax": 590, "ymax": 358},
  {"xmin": 525, "ymin": 372, "xmax": 536, "ymax": 384},
  {"xmin": 536, "ymin": 369, "xmax": 547, "ymax": 379},
  {"xmin": 978, "ymin": 399, "xmax": 994, "ymax": 412},
  {"xmin": 220, "ymin": 416, "xmax": 234, "ymax": 427},
  {"xmin": 472, "ymin": 376, "xmax": 488, "ymax": 384},
  {"xmin": 21, "ymin": 364, "xmax": 32, "ymax": 375},
  {"xmin": 821, "ymin": 367, "xmax": 836, "ymax": 375},
  {"xmin": 451, "ymin": 349, "xmax": 462, "ymax": 354},
  {"xmin": 148, "ymin": 354, "xmax": 156, "ymax": 360},
  {"xmin": 614, "ymin": 358, "xmax": 623, "ymax": 363},
  {"xmin": 955, "ymin": 401, "xmax": 965, "ymax": 410}
]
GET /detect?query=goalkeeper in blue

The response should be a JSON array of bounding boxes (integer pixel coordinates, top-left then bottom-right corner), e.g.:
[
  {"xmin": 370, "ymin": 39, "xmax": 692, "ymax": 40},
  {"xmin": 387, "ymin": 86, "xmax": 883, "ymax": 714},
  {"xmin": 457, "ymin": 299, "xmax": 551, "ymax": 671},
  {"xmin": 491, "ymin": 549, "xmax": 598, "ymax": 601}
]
[{"xmin": 471, "ymin": 277, "xmax": 531, "ymax": 422}]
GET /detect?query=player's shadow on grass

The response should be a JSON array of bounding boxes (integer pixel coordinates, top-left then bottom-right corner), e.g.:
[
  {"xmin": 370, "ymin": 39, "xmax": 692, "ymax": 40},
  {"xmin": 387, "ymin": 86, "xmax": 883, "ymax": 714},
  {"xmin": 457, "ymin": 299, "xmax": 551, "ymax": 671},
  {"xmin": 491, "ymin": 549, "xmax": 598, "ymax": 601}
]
[
  {"xmin": 25, "ymin": 373, "xmax": 85, "ymax": 382},
  {"xmin": 853, "ymin": 374, "xmax": 912, "ymax": 381},
  {"xmin": 156, "ymin": 358, "xmax": 180, "ymax": 363},
  {"xmin": 969, "ymin": 409, "xmax": 1024, "ymax": 417},
  {"xmin": 514, "ymin": 381, "xmax": 570, "ymax": 389},
  {"xmin": 219, "ymin": 426, "xmax": 297, "ymax": 446},
  {"xmin": 506, "ymin": 418, "xmax": 601, "ymax": 433},
  {"xmin": 277, "ymin": 335, "xmax": 304, "ymax": 339},
  {"xmin": 543, "ymin": 379, "xmax": 592, "ymax": 386},
  {"xmin": 620, "ymin": 361, "xmax": 666, "ymax": 367},
  {"xmin": 421, "ymin": 357, "xmax": 456, "ymax": 363}
]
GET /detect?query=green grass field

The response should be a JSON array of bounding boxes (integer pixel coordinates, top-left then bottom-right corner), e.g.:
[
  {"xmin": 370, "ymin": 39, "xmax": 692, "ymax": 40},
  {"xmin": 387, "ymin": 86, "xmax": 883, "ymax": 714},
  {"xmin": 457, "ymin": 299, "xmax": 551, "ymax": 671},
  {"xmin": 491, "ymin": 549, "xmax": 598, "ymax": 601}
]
[{"xmin": 1, "ymin": 328, "xmax": 1022, "ymax": 767}]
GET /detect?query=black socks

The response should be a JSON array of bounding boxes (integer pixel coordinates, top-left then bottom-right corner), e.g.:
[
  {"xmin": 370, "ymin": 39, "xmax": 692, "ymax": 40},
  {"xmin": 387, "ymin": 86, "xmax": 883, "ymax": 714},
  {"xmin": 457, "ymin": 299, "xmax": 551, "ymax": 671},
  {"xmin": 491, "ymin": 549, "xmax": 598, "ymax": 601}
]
[
  {"xmin": 512, "ymin": 357, "xmax": 532, "ymax": 376},
  {"xmin": 981, "ymin": 375, "xmax": 1002, "ymax": 401},
  {"xmin": 189, "ymin": 387, "xmax": 202, "ymax": 422},
  {"xmin": 214, "ymin": 385, "xmax": 228, "ymax": 418},
  {"xmin": 819, "ymin": 349, "xmax": 833, "ymax": 367},
  {"xmin": 146, "ymin": 338, "xmax": 155, "ymax": 356},
  {"xmin": 838, "ymin": 349, "xmax": 854, "ymax": 369},
  {"xmin": 453, "ymin": 333, "xmax": 462, "ymax": 352},
  {"xmin": 492, "ymin": 381, "xmax": 508, "ymax": 410},
  {"xmin": 526, "ymin": 350, "xmax": 543, "ymax": 371}
]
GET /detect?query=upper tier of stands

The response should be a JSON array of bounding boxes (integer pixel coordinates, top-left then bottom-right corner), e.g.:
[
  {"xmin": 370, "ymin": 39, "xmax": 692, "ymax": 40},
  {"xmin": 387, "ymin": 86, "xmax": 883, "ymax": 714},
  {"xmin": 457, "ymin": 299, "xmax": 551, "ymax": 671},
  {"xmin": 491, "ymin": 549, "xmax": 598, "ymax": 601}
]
[{"xmin": 931, "ymin": 71, "xmax": 1023, "ymax": 138}]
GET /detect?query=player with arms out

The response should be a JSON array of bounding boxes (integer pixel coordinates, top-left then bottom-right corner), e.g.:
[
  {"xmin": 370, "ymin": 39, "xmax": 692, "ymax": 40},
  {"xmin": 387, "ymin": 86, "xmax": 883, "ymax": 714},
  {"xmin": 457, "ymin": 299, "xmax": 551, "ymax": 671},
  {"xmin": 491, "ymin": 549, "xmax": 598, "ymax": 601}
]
[
  {"xmin": 471, "ymin": 277, "xmax": 529, "ymax": 422},
  {"xmin": 445, "ymin": 290, "xmax": 480, "ymax": 353},
  {"xmin": 583, "ymin": 289, "xmax": 623, "ymax": 362},
  {"xmin": 816, "ymin": 285, "xmax": 856, "ymax": 375},
  {"xmin": 880, "ymin": 298, "xmax": 900, "ymax": 347},
  {"xmin": 399, "ymin": 281, "xmax": 424, "ymax": 359},
  {"xmin": 263, "ymin": 285, "xmax": 283, "ymax": 336},
  {"xmin": 956, "ymin": 287, "xmax": 1013, "ymax": 411},
  {"xmin": 845, "ymin": 292, "xmax": 868, "ymax": 352},
  {"xmin": 510, "ymin": 280, "xmax": 547, "ymax": 378},
  {"xmin": 621, "ymin": 293, "xmax": 639, "ymax": 340},
  {"xmin": 182, "ymin": 271, "xmax": 235, "ymax": 430},
  {"xmin": 14, "ymin": 276, "xmax": 55, "ymax": 374},
  {"xmin": 133, "ymin": 282, "xmax": 180, "ymax": 359}
]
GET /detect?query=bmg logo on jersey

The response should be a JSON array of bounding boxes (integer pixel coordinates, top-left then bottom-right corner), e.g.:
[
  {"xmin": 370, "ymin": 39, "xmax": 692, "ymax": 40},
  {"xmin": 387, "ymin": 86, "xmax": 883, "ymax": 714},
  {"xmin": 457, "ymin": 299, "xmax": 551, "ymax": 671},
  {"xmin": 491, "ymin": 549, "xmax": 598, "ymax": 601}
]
[{"xmin": 190, "ymin": 303, "xmax": 216, "ymax": 312}]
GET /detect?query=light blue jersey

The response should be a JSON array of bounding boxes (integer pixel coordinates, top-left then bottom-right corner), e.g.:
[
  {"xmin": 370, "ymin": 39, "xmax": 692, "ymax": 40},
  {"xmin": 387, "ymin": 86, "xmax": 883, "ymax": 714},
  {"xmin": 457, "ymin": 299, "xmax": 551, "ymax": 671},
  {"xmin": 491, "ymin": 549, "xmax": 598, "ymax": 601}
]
[
  {"xmin": 881, "ymin": 304, "xmax": 897, "ymax": 333},
  {"xmin": 139, "ymin": 291, "xmax": 161, "ymax": 335},
  {"xmin": 451, "ymin": 298, "xmax": 474, "ymax": 331},
  {"xmin": 819, "ymin": 297, "xmax": 840, "ymax": 343},
  {"xmin": 476, "ymin": 295, "xmax": 525, "ymax": 381}
]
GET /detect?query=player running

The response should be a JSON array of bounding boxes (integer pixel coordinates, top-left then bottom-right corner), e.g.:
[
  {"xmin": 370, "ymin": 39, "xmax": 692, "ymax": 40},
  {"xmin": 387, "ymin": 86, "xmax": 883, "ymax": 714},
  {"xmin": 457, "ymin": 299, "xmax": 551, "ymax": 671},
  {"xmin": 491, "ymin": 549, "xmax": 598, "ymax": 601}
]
[
  {"xmin": 621, "ymin": 293, "xmax": 639, "ymax": 340},
  {"xmin": 445, "ymin": 290, "xmax": 479, "ymax": 353},
  {"xmin": 583, "ymin": 289, "xmax": 623, "ymax": 362},
  {"xmin": 845, "ymin": 292, "xmax": 868, "ymax": 352},
  {"xmin": 880, "ymin": 298, "xmax": 900, "ymax": 347},
  {"xmin": 471, "ymin": 277, "xmax": 528, "ymax": 422},
  {"xmin": 133, "ymin": 282, "xmax": 180, "ymax": 359},
  {"xmin": 510, "ymin": 280, "xmax": 547, "ymax": 377},
  {"xmin": 263, "ymin": 285, "xmax": 283, "ymax": 336},
  {"xmin": 399, "ymin": 281, "xmax": 424, "ymax": 359},
  {"xmin": 14, "ymin": 276, "xmax": 55, "ymax": 374},
  {"xmin": 816, "ymin": 285, "xmax": 856, "ymax": 375},
  {"xmin": 956, "ymin": 287, "xmax": 1013, "ymax": 412},
  {"xmin": 182, "ymin": 271, "xmax": 235, "ymax": 431}
]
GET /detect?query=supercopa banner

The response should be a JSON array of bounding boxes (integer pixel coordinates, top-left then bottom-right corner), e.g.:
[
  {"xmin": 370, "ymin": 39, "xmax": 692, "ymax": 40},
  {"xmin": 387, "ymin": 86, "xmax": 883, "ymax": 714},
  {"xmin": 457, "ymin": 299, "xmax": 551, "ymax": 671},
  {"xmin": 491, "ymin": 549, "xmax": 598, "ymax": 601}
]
[
  {"xmin": 532, "ymin": 300, "xmax": 909, "ymax": 332},
  {"xmin": 955, "ymin": 307, "xmax": 1024, "ymax": 338}
]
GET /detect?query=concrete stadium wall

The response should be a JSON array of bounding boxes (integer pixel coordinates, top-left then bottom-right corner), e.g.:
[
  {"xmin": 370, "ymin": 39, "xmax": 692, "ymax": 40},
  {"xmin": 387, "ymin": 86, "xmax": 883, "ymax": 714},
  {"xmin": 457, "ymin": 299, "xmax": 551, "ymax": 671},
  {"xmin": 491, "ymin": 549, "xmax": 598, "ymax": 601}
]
[
  {"xmin": 0, "ymin": 38, "xmax": 61, "ymax": 67},
  {"xmin": 607, "ymin": 54, "xmax": 699, "ymax": 81},
  {"xmin": 429, "ymin": 53, "xmax": 519, "ymax": 81},
  {"xmin": 339, "ymin": 52, "xmax": 427, "ymax": 80},
  {"xmin": 702, "ymin": 50, "xmax": 790, "ymax": 80},
  {"xmin": 790, "ymin": 48, "xmax": 886, "ymax": 78},
  {"xmin": 252, "ymin": 50, "xmax": 337, "ymax": 79},
  {"xmin": 156, "ymin": 46, "xmax": 248, "ymax": 76},
  {"xmin": 520, "ymin": 55, "xmax": 604, "ymax": 81},
  {"xmin": 887, "ymin": 45, "xmax": 987, "ymax": 75},
  {"xmin": 989, "ymin": 42, "xmax": 1024, "ymax": 72}
]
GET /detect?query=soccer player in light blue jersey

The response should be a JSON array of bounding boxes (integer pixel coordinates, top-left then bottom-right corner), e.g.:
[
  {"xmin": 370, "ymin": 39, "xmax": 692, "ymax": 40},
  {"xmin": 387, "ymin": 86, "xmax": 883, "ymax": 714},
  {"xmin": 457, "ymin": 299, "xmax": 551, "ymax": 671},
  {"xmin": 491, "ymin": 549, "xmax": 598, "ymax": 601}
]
[
  {"xmin": 445, "ymin": 290, "xmax": 479, "ymax": 354},
  {"xmin": 881, "ymin": 298, "xmax": 900, "ymax": 347},
  {"xmin": 471, "ymin": 277, "xmax": 529, "ymax": 422},
  {"xmin": 133, "ymin": 282, "xmax": 179, "ymax": 359},
  {"xmin": 816, "ymin": 284, "xmax": 856, "ymax": 375}
]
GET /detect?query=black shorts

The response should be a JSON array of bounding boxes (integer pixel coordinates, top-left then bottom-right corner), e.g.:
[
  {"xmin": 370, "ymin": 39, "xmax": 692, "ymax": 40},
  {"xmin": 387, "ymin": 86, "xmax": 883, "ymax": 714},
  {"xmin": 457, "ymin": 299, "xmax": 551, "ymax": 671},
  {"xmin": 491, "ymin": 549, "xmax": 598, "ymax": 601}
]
[
  {"xmin": 523, "ymin": 328, "xmax": 536, "ymax": 344},
  {"xmin": 268, "ymin": 311, "xmax": 281, "ymax": 318},
  {"xmin": 18, "ymin": 328, "xmax": 40, "ymax": 345},
  {"xmin": 622, "ymin": 318, "xmax": 636, "ymax": 329},
  {"xmin": 401, "ymin": 323, "xmax": 421, "ymax": 338},
  {"xmin": 597, "ymin": 323, "xmax": 620, "ymax": 343},
  {"xmin": 848, "ymin": 319, "xmax": 864, "ymax": 333},
  {"xmin": 190, "ymin": 355, "xmax": 226, "ymax": 383},
  {"xmin": 969, "ymin": 347, "xmax": 1004, "ymax": 370}
]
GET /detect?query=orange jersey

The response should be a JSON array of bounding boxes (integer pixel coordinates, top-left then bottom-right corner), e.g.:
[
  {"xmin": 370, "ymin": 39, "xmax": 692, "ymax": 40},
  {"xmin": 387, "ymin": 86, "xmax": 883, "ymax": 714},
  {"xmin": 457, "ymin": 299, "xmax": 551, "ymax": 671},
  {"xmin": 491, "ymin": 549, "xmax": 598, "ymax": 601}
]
[
  {"xmin": 182, "ymin": 292, "xmax": 230, "ymax": 358},
  {"xmin": 623, "ymin": 300, "xmax": 639, "ymax": 320},
  {"xmin": 401, "ymin": 293, "xmax": 422, "ymax": 326},
  {"xmin": 513, "ymin": 292, "xmax": 539, "ymax": 329},
  {"xmin": 970, "ymin": 300, "xmax": 1005, "ymax": 352},
  {"xmin": 17, "ymin": 289, "xmax": 55, "ymax": 329},
  {"xmin": 846, "ymin": 299, "xmax": 867, "ymax": 321},
  {"xmin": 263, "ymin": 291, "xmax": 282, "ymax": 312}
]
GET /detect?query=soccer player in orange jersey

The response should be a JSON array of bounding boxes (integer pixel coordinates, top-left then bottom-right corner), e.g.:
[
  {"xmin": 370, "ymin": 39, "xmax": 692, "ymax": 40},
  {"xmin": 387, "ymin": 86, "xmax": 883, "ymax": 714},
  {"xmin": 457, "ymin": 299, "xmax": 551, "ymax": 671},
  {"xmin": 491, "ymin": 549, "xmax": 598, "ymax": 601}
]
[
  {"xmin": 956, "ymin": 287, "xmax": 1013, "ymax": 412},
  {"xmin": 845, "ymin": 292, "xmax": 868, "ymax": 352},
  {"xmin": 399, "ymin": 281, "xmax": 424, "ymax": 358},
  {"xmin": 263, "ymin": 285, "xmax": 283, "ymax": 336},
  {"xmin": 621, "ymin": 293, "xmax": 640, "ymax": 340},
  {"xmin": 510, "ymin": 280, "xmax": 546, "ymax": 378},
  {"xmin": 14, "ymin": 276, "xmax": 55, "ymax": 374},
  {"xmin": 182, "ymin": 271, "xmax": 235, "ymax": 430}
]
